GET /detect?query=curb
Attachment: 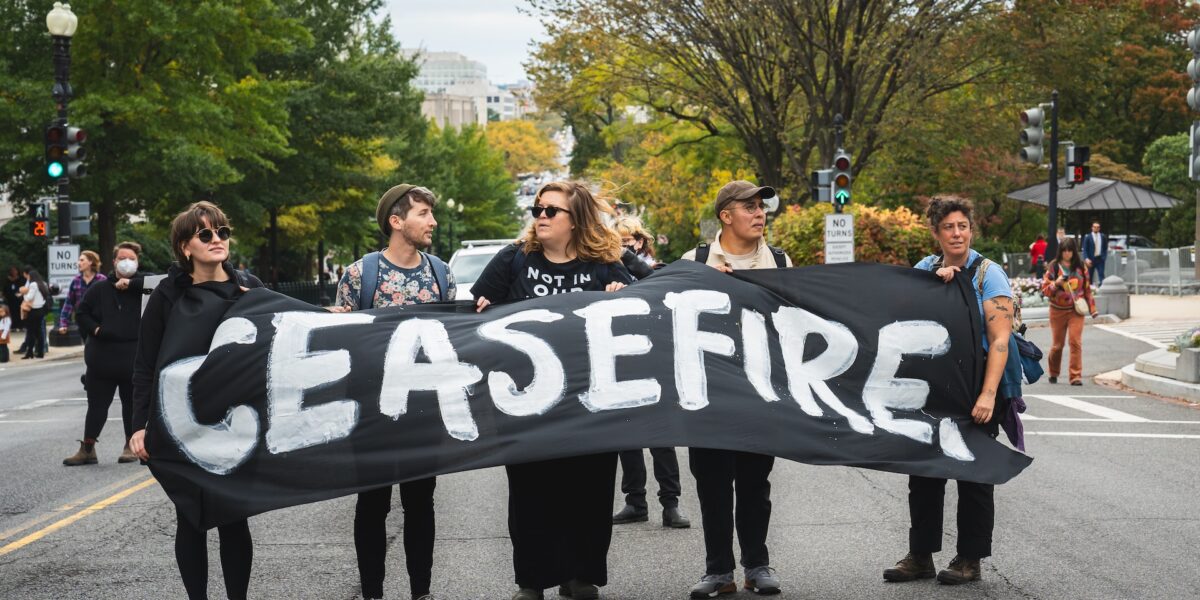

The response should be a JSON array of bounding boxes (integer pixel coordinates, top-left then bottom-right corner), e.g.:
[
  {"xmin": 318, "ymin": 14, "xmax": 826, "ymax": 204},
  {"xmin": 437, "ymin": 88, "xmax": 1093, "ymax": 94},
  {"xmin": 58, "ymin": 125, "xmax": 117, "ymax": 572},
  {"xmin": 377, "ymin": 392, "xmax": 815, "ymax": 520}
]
[{"xmin": 1118, "ymin": 364, "xmax": 1200, "ymax": 404}]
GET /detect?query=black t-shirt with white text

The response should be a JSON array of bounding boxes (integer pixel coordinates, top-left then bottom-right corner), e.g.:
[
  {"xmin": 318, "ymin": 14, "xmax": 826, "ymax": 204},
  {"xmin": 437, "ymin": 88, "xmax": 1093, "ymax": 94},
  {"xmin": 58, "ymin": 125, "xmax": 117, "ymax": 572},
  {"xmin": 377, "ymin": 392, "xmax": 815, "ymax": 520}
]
[{"xmin": 470, "ymin": 243, "xmax": 633, "ymax": 302}]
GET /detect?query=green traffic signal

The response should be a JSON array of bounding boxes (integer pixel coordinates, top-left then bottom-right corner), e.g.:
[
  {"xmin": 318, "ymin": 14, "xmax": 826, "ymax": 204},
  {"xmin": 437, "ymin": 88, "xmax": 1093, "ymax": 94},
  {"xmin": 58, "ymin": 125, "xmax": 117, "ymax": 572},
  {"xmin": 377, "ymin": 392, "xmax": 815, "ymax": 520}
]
[{"xmin": 47, "ymin": 161, "xmax": 64, "ymax": 178}]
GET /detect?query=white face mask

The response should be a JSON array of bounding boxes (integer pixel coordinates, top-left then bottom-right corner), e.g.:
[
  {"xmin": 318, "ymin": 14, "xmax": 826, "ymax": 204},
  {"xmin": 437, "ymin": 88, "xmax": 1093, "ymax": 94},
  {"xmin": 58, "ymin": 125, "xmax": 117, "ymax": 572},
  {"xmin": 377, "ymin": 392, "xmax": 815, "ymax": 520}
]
[{"xmin": 116, "ymin": 259, "xmax": 138, "ymax": 277}]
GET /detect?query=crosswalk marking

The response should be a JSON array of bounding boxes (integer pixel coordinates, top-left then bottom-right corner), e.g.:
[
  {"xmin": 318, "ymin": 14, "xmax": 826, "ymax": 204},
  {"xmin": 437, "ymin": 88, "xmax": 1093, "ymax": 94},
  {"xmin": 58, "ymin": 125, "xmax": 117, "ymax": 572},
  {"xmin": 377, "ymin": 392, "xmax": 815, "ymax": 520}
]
[
  {"xmin": 1095, "ymin": 320, "xmax": 1196, "ymax": 349},
  {"xmin": 1026, "ymin": 432, "xmax": 1200, "ymax": 440},
  {"xmin": 1025, "ymin": 394, "xmax": 1150, "ymax": 422},
  {"xmin": 1023, "ymin": 416, "xmax": 1200, "ymax": 424}
]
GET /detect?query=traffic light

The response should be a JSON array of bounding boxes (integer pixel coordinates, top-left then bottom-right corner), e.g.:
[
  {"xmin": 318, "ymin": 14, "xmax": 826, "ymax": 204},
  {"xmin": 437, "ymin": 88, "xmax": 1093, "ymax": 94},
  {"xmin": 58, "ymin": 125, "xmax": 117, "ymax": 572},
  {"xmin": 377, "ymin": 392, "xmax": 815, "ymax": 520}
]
[
  {"xmin": 810, "ymin": 169, "xmax": 832, "ymax": 203},
  {"xmin": 29, "ymin": 201, "xmax": 49, "ymax": 238},
  {"xmin": 1019, "ymin": 107, "xmax": 1044, "ymax": 164},
  {"xmin": 830, "ymin": 151, "xmax": 852, "ymax": 211},
  {"xmin": 1191, "ymin": 122, "xmax": 1200, "ymax": 181},
  {"xmin": 45, "ymin": 123, "xmax": 66, "ymax": 178},
  {"xmin": 63, "ymin": 126, "xmax": 86, "ymax": 178},
  {"xmin": 1066, "ymin": 145, "xmax": 1091, "ymax": 184}
]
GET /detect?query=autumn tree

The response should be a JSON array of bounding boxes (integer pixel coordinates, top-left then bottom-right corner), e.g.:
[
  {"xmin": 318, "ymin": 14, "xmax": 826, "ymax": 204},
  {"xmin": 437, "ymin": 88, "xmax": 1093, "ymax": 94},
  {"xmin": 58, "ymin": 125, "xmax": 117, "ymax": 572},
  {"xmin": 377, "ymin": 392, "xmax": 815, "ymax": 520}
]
[{"xmin": 485, "ymin": 120, "xmax": 561, "ymax": 177}]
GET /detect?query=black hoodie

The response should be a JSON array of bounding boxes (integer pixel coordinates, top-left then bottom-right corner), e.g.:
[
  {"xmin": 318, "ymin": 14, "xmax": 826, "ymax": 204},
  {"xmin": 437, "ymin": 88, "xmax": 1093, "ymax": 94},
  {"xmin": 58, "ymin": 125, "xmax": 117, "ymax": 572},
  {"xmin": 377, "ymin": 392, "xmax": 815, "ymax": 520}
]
[{"xmin": 76, "ymin": 272, "xmax": 149, "ymax": 378}]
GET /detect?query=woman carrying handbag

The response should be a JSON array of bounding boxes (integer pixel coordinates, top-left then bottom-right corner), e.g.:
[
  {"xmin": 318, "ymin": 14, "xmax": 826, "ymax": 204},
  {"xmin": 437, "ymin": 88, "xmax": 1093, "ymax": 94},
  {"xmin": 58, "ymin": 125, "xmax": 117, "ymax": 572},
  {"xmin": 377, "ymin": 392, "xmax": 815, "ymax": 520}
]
[{"xmin": 1041, "ymin": 237, "xmax": 1098, "ymax": 385}]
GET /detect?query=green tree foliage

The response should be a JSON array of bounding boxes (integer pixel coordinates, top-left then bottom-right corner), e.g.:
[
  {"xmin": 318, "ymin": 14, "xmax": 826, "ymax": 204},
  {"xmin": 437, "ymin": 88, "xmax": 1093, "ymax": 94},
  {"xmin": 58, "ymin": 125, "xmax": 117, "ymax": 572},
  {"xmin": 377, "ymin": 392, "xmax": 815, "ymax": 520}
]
[
  {"xmin": 395, "ymin": 125, "xmax": 520, "ymax": 258},
  {"xmin": 1143, "ymin": 133, "xmax": 1198, "ymax": 247}
]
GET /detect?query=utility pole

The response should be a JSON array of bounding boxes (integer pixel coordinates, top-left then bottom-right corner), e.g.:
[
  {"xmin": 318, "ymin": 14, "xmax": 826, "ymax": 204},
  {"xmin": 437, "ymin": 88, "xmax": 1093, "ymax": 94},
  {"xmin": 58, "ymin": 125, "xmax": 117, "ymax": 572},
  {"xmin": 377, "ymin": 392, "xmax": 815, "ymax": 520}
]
[{"xmin": 1048, "ymin": 90, "xmax": 1060, "ymax": 258}]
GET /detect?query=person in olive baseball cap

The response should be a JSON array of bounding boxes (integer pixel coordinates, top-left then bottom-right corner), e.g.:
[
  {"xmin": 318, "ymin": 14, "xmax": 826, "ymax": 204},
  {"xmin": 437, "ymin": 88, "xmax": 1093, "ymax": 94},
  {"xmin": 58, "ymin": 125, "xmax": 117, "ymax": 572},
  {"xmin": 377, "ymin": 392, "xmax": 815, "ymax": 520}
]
[
  {"xmin": 375, "ymin": 183, "xmax": 419, "ymax": 238},
  {"xmin": 713, "ymin": 180, "xmax": 776, "ymax": 216}
]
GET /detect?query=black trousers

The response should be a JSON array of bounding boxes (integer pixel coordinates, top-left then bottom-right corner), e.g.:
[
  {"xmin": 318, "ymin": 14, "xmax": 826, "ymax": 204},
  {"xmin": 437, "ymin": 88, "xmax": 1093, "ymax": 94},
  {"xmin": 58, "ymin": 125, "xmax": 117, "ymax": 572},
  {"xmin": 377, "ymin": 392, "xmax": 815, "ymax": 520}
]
[
  {"xmin": 907, "ymin": 475, "xmax": 994, "ymax": 559},
  {"xmin": 507, "ymin": 453, "xmax": 617, "ymax": 590},
  {"xmin": 689, "ymin": 448, "xmax": 774, "ymax": 575},
  {"xmin": 175, "ymin": 508, "xmax": 253, "ymax": 600},
  {"xmin": 0, "ymin": 345, "xmax": 8, "ymax": 363},
  {"xmin": 83, "ymin": 374, "xmax": 133, "ymax": 442},
  {"xmin": 24, "ymin": 308, "xmax": 46, "ymax": 356},
  {"xmin": 618, "ymin": 447, "xmax": 681, "ymax": 510},
  {"xmin": 354, "ymin": 477, "xmax": 437, "ymax": 599}
]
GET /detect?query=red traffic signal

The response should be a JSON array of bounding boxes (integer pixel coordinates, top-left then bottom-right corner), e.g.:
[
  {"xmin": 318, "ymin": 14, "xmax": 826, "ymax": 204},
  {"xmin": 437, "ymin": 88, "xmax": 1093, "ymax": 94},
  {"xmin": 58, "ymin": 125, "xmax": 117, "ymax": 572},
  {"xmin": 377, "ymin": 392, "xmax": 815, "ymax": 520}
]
[
  {"xmin": 1071, "ymin": 165, "xmax": 1090, "ymax": 184},
  {"xmin": 834, "ymin": 155, "xmax": 851, "ymax": 171},
  {"xmin": 31, "ymin": 219, "xmax": 47, "ymax": 237}
]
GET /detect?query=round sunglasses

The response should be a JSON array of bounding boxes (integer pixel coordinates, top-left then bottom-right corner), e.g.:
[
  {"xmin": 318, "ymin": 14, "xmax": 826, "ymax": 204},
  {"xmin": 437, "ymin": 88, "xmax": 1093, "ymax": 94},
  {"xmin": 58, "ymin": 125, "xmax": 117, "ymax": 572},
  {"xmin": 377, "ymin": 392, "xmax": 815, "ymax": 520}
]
[
  {"xmin": 193, "ymin": 226, "xmax": 232, "ymax": 244},
  {"xmin": 530, "ymin": 205, "xmax": 570, "ymax": 219}
]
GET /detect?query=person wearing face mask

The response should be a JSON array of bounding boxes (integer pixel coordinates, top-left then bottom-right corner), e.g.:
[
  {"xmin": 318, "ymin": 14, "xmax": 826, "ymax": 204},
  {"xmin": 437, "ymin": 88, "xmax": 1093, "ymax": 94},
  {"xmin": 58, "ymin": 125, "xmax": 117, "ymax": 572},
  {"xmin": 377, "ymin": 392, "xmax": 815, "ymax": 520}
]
[{"xmin": 62, "ymin": 242, "xmax": 150, "ymax": 466}]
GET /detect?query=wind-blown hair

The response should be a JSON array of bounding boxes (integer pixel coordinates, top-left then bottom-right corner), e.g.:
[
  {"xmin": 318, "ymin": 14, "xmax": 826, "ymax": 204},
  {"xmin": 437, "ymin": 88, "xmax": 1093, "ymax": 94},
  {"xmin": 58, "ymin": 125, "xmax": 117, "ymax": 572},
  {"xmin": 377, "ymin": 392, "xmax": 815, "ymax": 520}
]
[{"xmin": 520, "ymin": 181, "xmax": 623, "ymax": 263}]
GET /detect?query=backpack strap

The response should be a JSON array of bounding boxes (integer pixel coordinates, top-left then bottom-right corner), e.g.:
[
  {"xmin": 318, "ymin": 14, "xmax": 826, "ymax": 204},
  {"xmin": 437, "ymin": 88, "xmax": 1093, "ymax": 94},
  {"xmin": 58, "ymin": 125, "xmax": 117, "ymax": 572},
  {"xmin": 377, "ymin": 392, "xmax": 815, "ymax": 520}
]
[
  {"xmin": 422, "ymin": 251, "xmax": 449, "ymax": 302},
  {"xmin": 509, "ymin": 243, "xmax": 528, "ymax": 283},
  {"xmin": 695, "ymin": 243, "xmax": 710, "ymax": 264},
  {"xmin": 768, "ymin": 245, "xmax": 787, "ymax": 268},
  {"xmin": 974, "ymin": 257, "xmax": 991, "ymax": 297},
  {"xmin": 358, "ymin": 251, "xmax": 381, "ymax": 311}
]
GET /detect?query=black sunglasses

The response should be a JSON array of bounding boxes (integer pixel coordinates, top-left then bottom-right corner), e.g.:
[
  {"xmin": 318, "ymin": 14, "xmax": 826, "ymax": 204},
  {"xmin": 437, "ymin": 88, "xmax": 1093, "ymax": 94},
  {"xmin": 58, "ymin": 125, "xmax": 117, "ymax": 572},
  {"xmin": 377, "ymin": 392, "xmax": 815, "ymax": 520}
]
[
  {"xmin": 530, "ymin": 205, "xmax": 569, "ymax": 219},
  {"xmin": 194, "ymin": 226, "xmax": 232, "ymax": 244}
]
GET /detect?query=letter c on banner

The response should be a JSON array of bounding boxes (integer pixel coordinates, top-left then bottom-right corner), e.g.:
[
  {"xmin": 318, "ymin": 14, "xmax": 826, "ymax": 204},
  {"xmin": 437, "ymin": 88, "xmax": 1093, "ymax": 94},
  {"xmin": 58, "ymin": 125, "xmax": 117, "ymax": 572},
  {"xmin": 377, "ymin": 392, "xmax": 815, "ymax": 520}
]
[
  {"xmin": 477, "ymin": 309, "xmax": 567, "ymax": 416},
  {"xmin": 159, "ymin": 317, "xmax": 261, "ymax": 475}
]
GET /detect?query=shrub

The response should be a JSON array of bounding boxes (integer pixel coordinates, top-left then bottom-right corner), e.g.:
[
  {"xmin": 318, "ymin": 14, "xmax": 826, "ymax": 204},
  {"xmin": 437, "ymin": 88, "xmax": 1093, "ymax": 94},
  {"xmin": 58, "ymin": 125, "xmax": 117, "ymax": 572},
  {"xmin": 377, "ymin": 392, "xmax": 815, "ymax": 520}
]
[{"xmin": 770, "ymin": 202, "xmax": 931, "ymax": 266}]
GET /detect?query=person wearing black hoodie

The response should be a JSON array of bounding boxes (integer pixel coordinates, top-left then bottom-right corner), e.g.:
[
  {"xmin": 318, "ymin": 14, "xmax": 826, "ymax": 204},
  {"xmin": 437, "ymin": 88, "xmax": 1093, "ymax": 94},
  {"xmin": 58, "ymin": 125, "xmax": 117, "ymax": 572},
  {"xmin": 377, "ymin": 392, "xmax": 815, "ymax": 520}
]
[
  {"xmin": 62, "ymin": 241, "xmax": 149, "ymax": 466},
  {"xmin": 128, "ymin": 202, "xmax": 262, "ymax": 600}
]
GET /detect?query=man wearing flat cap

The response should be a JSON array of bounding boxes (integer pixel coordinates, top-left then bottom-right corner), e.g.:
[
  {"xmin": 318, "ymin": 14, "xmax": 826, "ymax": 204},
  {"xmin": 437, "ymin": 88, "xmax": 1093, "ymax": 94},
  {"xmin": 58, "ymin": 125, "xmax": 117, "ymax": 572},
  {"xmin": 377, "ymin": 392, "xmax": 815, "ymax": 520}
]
[
  {"xmin": 681, "ymin": 179, "xmax": 791, "ymax": 598},
  {"xmin": 334, "ymin": 183, "xmax": 455, "ymax": 600}
]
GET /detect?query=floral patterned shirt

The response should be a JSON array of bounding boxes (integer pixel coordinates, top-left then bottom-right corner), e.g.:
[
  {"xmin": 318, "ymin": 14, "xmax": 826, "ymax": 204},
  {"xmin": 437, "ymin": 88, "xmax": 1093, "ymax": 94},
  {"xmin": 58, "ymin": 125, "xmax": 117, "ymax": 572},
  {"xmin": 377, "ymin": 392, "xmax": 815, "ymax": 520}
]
[{"xmin": 334, "ymin": 252, "xmax": 456, "ymax": 309}]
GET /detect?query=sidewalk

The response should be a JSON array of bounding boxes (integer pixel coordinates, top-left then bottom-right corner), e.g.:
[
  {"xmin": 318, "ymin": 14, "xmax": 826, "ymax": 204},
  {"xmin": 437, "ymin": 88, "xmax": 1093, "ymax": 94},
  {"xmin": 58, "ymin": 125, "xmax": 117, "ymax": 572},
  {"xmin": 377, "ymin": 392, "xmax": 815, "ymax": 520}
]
[
  {"xmin": 0, "ymin": 328, "xmax": 85, "ymax": 369},
  {"xmin": 1089, "ymin": 294, "xmax": 1200, "ymax": 403}
]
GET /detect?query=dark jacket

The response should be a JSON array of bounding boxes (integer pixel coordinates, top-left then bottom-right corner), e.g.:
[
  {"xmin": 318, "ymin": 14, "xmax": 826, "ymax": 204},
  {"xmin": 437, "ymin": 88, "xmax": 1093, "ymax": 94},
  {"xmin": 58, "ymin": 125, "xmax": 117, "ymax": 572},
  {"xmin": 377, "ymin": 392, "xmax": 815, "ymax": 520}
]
[
  {"xmin": 131, "ymin": 262, "xmax": 262, "ymax": 432},
  {"xmin": 77, "ymin": 272, "xmax": 148, "ymax": 379}
]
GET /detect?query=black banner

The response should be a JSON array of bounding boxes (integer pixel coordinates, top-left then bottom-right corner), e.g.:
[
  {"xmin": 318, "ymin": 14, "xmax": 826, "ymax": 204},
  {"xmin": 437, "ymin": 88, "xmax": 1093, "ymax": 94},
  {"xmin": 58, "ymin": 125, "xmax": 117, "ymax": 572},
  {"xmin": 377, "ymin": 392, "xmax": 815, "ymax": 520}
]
[{"xmin": 146, "ymin": 261, "xmax": 1032, "ymax": 529}]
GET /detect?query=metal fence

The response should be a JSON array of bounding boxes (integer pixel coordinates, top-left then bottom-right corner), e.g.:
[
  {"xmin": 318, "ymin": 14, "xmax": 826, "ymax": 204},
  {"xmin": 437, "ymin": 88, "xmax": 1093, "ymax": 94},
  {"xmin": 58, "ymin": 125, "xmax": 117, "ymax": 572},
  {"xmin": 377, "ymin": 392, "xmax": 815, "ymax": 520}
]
[
  {"xmin": 1104, "ymin": 246, "xmax": 1198, "ymax": 295},
  {"xmin": 268, "ymin": 281, "xmax": 338, "ymax": 306},
  {"xmin": 1002, "ymin": 246, "xmax": 1199, "ymax": 296}
]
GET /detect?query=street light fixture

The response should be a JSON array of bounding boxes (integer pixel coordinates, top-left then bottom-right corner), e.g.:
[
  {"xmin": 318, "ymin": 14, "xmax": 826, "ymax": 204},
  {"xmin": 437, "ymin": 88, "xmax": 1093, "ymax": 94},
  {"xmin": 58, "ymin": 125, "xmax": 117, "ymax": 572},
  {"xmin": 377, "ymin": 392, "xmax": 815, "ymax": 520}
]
[{"xmin": 47, "ymin": 2, "xmax": 80, "ymax": 245}]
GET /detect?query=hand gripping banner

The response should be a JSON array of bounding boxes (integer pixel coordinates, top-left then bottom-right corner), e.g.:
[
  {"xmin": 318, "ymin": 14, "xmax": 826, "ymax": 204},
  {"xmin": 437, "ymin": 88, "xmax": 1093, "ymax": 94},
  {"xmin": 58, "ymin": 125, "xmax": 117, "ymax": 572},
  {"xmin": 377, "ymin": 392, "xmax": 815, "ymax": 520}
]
[{"xmin": 145, "ymin": 261, "xmax": 1032, "ymax": 529}]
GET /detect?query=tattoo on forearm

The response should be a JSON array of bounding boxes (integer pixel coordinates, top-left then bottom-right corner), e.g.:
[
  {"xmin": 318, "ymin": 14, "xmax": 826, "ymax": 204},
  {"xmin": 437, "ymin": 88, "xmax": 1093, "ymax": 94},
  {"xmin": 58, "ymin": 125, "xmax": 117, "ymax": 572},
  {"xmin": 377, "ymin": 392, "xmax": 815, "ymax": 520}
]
[{"xmin": 995, "ymin": 344, "xmax": 1008, "ymax": 353}]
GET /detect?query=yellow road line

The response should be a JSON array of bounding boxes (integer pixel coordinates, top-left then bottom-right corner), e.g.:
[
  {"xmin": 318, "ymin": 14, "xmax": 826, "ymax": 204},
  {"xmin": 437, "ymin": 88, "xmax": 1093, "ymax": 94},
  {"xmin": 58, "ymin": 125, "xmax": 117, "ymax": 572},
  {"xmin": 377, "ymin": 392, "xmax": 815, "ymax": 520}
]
[
  {"xmin": 0, "ymin": 476, "xmax": 157, "ymax": 556},
  {"xmin": 0, "ymin": 471, "xmax": 149, "ymax": 543}
]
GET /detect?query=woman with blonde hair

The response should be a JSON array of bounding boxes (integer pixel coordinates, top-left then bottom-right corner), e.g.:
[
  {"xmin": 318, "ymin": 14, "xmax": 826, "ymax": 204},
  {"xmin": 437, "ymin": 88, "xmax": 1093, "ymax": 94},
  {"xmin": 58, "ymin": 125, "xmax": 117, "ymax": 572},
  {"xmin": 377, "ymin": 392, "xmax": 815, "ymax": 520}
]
[
  {"xmin": 57, "ymin": 250, "xmax": 106, "ymax": 338},
  {"xmin": 471, "ymin": 181, "xmax": 633, "ymax": 600}
]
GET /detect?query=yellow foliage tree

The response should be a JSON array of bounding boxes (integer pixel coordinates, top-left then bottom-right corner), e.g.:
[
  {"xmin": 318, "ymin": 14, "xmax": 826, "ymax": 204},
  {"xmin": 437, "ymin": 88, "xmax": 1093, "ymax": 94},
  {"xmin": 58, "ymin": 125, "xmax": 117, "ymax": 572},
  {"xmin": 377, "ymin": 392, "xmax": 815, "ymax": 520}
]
[
  {"xmin": 771, "ymin": 203, "xmax": 931, "ymax": 267},
  {"xmin": 485, "ymin": 120, "xmax": 561, "ymax": 178}
]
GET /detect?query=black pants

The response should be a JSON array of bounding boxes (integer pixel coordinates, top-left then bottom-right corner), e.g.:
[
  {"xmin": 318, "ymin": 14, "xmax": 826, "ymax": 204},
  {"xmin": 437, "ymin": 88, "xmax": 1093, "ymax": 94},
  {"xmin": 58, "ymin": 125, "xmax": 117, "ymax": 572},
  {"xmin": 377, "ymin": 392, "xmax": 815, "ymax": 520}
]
[
  {"xmin": 83, "ymin": 374, "xmax": 133, "ymax": 441},
  {"xmin": 24, "ymin": 308, "xmax": 46, "ymax": 356},
  {"xmin": 0, "ymin": 345, "xmax": 8, "ymax": 363},
  {"xmin": 507, "ymin": 453, "xmax": 617, "ymax": 590},
  {"xmin": 354, "ymin": 477, "xmax": 436, "ymax": 599},
  {"xmin": 618, "ymin": 448, "xmax": 681, "ymax": 510},
  {"xmin": 175, "ymin": 508, "xmax": 253, "ymax": 600},
  {"xmin": 907, "ymin": 475, "xmax": 994, "ymax": 559},
  {"xmin": 689, "ymin": 448, "xmax": 773, "ymax": 575}
]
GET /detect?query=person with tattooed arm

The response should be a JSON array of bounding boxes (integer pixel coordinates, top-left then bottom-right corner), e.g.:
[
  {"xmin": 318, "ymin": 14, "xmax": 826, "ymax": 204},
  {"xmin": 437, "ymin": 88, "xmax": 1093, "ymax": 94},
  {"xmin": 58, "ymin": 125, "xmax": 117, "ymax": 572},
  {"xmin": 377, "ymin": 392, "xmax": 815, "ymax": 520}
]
[{"xmin": 883, "ymin": 196, "xmax": 1014, "ymax": 586}]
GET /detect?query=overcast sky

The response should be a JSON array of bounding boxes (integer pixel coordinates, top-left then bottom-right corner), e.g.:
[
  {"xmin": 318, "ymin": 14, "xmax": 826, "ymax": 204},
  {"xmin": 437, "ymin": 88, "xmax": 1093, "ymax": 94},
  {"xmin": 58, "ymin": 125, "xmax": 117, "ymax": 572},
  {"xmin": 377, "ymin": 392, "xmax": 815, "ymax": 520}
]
[{"xmin": 383, "ymin": 1, "xmax": 546, "ymax": 84}]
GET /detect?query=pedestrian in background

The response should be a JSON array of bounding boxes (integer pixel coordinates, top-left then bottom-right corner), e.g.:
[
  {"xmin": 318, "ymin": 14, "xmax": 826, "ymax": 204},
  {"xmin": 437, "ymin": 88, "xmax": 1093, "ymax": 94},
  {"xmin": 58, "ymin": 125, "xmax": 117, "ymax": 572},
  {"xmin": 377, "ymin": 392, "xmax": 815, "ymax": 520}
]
[
  {"xmin": 1081, "ymin": 220, "xmax": 1109, "ymax": 287},
  {"xmin": 129, "ymin": 201, "xmax": 260, "ymax": 600},
  {"xmin": 334, "ymin": 184, "xmax": 454, "ymax": 600},
  {"xmin": 57, "ymin": 250, "xmax": 106, "ymax": 339},
  {"xmin": 0, "ymin": 304, "xmax": 10, "ymax": 363},
  {"xmin": 1041, "ymin": 237, "xmax": 1097, "ymax": 386},
  {"xmin": 62, "ymin": 242, "xmax": 148, "ymax": 466},
  {"xmin": 1029, "ymin": 233, "xmax": 1047, "ymax": 279},
  {"xmin": 20, "ymin": 266, "xmax": 50, "ymax": 359},
  {"xmin": 888, "ymin": 196, "xmax": 1013, "ymax": 586},
  {"xmin": 472, "ymin": 181, "xmax": 632, "ymax": 600},
  {"xmin": 681, "ymin": 180, "xmax": 791, "ymax": 598},
  {"xmin": 3, "ymin": 266, "xmax": 22, "ymax": 332},
  {"xmin": 613, "ymin": 216, "xmax": 659, "ymax": 269}
]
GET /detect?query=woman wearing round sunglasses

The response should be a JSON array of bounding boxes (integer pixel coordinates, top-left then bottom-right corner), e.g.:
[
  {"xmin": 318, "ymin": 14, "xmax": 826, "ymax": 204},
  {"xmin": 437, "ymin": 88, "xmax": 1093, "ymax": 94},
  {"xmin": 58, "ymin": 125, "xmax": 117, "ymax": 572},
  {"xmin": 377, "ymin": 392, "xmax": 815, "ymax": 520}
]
[
  {"xmin": 129, "ymin": 201, "xmax": 262, "ymax": 599},
  {"xmin": 471, "ymin": 181, "xmax": 632, "ymax": 600}
]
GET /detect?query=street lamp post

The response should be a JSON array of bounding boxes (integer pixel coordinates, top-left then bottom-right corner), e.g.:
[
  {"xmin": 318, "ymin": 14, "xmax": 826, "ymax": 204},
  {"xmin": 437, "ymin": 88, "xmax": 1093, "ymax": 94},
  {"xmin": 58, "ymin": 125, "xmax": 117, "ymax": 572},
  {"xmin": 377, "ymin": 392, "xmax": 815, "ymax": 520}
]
[
  {"xmin": 47, "ymin": 2, "xmax": 77, "ymax": 244},
  {"xmin": 445, "ymin": 199, "xmax": 464, "ymax": 253}
]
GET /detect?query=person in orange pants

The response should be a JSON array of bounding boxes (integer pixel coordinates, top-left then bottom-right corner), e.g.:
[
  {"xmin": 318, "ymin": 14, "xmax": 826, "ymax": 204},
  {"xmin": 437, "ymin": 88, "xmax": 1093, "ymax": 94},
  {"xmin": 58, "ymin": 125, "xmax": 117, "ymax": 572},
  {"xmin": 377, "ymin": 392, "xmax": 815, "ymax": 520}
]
[{"xmin": 1041, "ymin": 238, "xmax": 1097, "ymax": 385}]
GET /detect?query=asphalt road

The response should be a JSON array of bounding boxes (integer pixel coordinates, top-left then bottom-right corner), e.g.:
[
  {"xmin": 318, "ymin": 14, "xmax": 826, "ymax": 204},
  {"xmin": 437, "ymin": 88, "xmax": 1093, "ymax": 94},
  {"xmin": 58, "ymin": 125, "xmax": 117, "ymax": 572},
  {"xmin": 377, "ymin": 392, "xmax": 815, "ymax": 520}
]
[{"xmin": 1, "ymin": 325, "xmax": 1197, "ymax": 599}]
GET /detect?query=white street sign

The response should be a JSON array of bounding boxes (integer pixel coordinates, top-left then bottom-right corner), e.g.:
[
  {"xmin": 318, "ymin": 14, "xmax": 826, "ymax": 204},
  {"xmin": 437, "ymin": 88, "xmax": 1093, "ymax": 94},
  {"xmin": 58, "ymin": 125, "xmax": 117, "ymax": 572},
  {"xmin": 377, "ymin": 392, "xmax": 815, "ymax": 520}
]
[
  {"xmin": 824, "ymin": 213, "xmax": 854, "ymax": 264},
  {"xmin": 47, "ymin": 244, "xmax": 80, "ymax": 298}
]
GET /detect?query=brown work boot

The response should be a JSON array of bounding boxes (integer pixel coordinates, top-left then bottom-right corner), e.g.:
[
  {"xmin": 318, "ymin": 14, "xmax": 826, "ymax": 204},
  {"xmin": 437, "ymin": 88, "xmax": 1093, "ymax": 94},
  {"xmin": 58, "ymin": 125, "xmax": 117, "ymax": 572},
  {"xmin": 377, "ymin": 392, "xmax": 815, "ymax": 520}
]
[
  {"xmin": 63, "ymin": 440, "xmax": 98, "ymax": 466},
  {"xmin": 936, "ymin": 555, "xmax": 982, "ymax": 585},
  {"xmin": 118, "ymin": 443, "xmax": 138, "ymax": 463},
  {"xmin": 882, "ymin": 552, "xmax": 935, "ymax": 582}
]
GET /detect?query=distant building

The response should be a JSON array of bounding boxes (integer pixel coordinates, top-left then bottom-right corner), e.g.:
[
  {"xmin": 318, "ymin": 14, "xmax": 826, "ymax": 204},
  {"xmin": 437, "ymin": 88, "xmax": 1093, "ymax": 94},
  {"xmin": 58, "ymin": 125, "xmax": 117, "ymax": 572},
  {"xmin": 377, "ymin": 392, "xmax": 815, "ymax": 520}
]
[
  {"xmin": 487, "ymin": 81, "xmax": 538, "ymax": 121},
  {"xmin": 402, "ymin": 49, "xmax": 489, "ymax": 128}
]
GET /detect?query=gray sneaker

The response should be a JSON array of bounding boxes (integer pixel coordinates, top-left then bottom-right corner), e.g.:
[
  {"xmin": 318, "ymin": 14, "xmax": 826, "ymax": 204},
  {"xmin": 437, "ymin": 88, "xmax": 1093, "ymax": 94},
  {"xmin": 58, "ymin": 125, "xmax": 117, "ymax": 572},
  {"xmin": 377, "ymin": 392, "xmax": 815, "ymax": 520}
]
[
  {"xmin": 744, "ymin": 566, "xmax": 781, "ymax": 595},
  {"xmin": 689, "ymin": 573, "xmax": 736, "ymax": 598}
]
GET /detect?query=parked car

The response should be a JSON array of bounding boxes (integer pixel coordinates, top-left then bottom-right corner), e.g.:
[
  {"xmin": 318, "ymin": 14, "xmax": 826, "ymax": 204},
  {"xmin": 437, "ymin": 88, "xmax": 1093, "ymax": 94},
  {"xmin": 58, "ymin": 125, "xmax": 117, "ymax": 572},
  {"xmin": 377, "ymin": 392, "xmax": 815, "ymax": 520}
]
[
  {"xmin": 448, "ymin": 239, "xmax": 512, "ymax": 301},
  {"xmin": 1108, "ymin": 234, "xmax": 1155, "ymax": 250}
]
